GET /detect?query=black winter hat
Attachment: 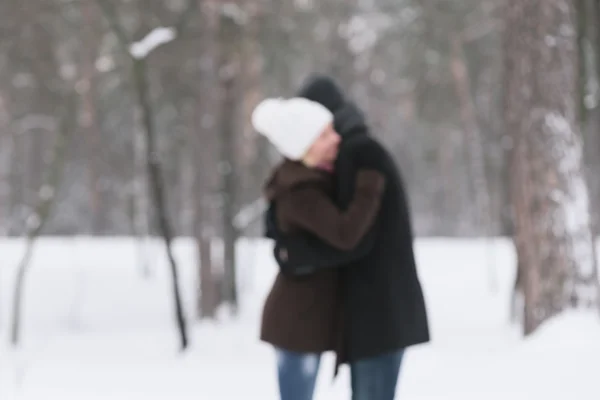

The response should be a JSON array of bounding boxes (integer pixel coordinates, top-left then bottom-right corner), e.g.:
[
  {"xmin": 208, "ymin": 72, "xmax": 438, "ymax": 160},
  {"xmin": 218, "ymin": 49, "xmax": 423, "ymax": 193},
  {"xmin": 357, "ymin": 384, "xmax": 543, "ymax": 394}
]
[{"xmin": 296, "ymin": 74, "xmax": 346, "ymax": 113}]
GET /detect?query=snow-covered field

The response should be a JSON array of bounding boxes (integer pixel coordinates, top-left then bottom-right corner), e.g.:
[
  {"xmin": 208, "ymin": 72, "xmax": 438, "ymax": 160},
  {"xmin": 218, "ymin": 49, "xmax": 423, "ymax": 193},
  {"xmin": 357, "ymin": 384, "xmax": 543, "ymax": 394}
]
[{"xmin": 0, "ymin": 237, "xmax": 599, "ymax": 400}]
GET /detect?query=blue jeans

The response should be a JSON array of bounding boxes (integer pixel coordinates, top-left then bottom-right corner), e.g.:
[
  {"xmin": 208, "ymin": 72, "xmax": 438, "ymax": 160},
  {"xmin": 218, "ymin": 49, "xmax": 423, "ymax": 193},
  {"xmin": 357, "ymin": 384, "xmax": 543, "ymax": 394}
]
[
  {"xmin": 350, "ymin": 349, "xmax": 405, "ymax": 400},
  {"xmin": 276, "ymin": 348, "xmax": 321, "ymax": 400}
]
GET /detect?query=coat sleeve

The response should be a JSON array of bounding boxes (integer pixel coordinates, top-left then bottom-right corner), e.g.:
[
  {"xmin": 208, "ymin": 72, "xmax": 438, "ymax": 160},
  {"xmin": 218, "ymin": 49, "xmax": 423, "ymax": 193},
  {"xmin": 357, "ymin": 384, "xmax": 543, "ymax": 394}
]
[
  {"xmin": 273, "ymin": 220, "xmax": 381, "ymax": 276},
  {"xmin": 275, "ymin": 137, "xmax": 388, "ymax": 276},
  {"xmin": 278, "ymin": 169, "xmax": 385, "ymax": 251}
]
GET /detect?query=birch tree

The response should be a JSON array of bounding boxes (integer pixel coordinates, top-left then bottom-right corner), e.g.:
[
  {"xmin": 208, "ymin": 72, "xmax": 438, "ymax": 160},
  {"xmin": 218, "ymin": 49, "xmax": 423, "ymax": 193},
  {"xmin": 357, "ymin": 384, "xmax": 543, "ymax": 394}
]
[{"xmin": 504, "ymin": 0, "xmax": 600, "ymax": 335}]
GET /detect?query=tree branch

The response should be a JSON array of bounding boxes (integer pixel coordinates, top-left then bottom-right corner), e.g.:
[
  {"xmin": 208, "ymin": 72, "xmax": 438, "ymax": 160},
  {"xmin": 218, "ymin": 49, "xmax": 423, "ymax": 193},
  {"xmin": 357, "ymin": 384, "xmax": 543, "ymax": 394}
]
[
  {"xmin": 173, "ymin": 0, "xmax": 199, "ymax": 36},
  {"xmin": 94, "ymin": 0, "xmax": 131, "ymax": 50},
  {"xmin": 10, "ymin": 94, "xmax": 76, "ymax": 346},
  {"xmin": 94, "ymin": 0, "xmax": 190, "ymax": 350}
]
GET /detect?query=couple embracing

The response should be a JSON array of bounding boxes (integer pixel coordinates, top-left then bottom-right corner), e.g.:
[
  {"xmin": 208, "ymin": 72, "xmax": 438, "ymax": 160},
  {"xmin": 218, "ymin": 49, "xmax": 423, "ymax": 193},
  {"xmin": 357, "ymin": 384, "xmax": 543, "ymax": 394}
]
[{"xmin": 252, "ymin": 75, "xmax": 430, "ymax": 400}]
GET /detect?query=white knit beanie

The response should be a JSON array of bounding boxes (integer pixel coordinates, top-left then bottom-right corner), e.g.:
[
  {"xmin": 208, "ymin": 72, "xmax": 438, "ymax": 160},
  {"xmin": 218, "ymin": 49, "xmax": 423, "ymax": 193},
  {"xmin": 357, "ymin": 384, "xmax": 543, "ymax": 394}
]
[{"xmin": 251, "ymin": 97, "xmax": 334, "ymax": 160}]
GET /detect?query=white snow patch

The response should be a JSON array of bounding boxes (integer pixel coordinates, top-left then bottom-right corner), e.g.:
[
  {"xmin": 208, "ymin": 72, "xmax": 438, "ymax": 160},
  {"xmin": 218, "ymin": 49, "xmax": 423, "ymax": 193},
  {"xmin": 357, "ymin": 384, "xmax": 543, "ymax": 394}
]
[
  {"xmin": 1, "ymin": 237, "xmax": 599, "ymax": 399},
  {"xmin": 584, "ymin": 93, "xmax": 597, "ymax": 110},
  {"xmin": 345, "ymin": 16, "xmax": 378, "ymax": 54},
  {"xmin": 220, "ymin": 2, "xmax": 248, "ymax": 25},
  {"xmin": 38, "ymin": 185, "xmax": 54, "ymax": 201},
  {"xmin": 25, "ymin": 213, "xmax": 40, "ymax": 231},
  {"xmin": 95, "ymin": 56, "xmax": 115, "ymax": 73},
  {"xmin": 524, "ymin": 310, "xmax": 600, "ymax": 350},
  {"xmin": 342, "ymin": 13, "xmax": 394, "ymax": 55},
  {"xmin": 545, "ymin": 112, "xmax": 595, "ymax": 280},
  {"xmin": 233, "ymin": 197, "xmax": 267, "ymax": 230},
  {"xmin": 129, "ymin": 27, "xmax": 177, "ymax": 59}
]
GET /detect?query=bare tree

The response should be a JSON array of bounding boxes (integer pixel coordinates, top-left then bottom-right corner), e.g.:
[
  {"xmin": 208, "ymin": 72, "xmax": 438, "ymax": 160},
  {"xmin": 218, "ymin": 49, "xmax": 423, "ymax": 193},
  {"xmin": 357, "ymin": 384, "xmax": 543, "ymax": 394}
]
[
  {"xmin": 504, "ymin": 0, "xmax": 600, "ymax": 335},
  {"xmin": 0, "ymin": 96, "xmax": 11, "ymax": 236},
  {"xmin": 216, "ymin": 3, "xmax": 246, "ymax": 316},
  {"xmin": 80, "ymin": 0, "xmax": 103, "ymax": 234},
  {"xmin": 192, "ymin": 2, "xmax": 220, "ymax": 319},
  {"xmin": 95, "ymin": 0, "xmax": 198, "ymax": 350},
  {"xmin": 10, "ymin": 97, "xmax": 75, "ymax": 346},
  {"xmin": 450, "ymin": 34, "xmax": 497, "ymax": 292}
]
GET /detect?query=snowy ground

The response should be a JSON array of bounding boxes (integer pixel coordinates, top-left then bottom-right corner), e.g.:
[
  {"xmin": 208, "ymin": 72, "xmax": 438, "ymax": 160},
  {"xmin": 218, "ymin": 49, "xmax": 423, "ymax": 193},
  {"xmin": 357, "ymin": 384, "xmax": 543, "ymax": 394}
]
[{"xmin": 0, "ymin": 237, "xmax": 599, "ymax": 399}]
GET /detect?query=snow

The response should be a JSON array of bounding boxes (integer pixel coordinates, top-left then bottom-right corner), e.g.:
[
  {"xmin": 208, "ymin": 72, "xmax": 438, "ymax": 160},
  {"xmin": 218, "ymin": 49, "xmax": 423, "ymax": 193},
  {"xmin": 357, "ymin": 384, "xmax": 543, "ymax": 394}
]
[
  {"xmin": 233, "ymin": 198, "xmax": 267, "ymax": 230},
  {"xmin": 524, "ymin": 309, "xmax": 600, "ymax": 350},
  {"xmin": 129, "ymin": 27, "xmax": 177, "ymax": 60},
  {"xmin": 95, "ymin": 56, "xmax": 115, "ymax": 73},
  {"xmin": 583, "ymin": 39, "xmax": 599, "ymax": 110},
  {"xmin": 1, "ymin": 237, "xmax": 599, "ymax": 399},
  {"xmin": 24, "ymin": 214, "xmax": 40, "ymax": 231},
  {"xmin": 344, "ymin": 14, "xmax": 392, "ymax": 55},
  {"xmin": 37, "ymin": 185, "xmax": 54, "ymax": 201},
  {"xmin": 220, "ymin": 3, "xmax": 248, "ymax": 25},
  {"xmin": 545, "ymin": 112, "xmax": 596, "ymax": 281}
]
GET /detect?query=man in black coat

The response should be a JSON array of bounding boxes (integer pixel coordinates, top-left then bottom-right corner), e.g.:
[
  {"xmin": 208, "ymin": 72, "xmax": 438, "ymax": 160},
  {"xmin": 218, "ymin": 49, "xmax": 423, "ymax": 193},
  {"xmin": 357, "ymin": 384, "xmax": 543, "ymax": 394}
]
[{"xmin": 265, "ymin": 75, "xmax": 430, "ymax": 400}]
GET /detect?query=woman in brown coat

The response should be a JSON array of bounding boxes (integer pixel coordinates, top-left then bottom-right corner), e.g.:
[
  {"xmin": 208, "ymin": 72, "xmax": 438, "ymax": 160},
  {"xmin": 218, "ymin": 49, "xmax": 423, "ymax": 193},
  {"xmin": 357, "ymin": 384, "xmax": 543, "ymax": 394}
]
[{"xmin": 252, "ymin": 97, "xmax": 385, "ymax": 400}]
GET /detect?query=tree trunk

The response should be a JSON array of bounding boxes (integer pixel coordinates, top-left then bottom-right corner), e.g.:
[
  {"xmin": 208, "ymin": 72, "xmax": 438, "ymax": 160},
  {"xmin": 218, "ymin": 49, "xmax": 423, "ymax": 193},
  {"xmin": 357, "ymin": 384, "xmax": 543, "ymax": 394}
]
[
  {"xmin": 578, "ymin": 0, "xmax": 600, "ymax": 264},
  {"xmin": 593, "ymin": 0, "xmax": 600, "ymax": 285},
  {"xmin": 198, "ymin": 233, "xmax": 217, "ymax": 318},
  {"xmin": 504, "ymin": 0, "xmax": 600, "ymax": 335},
  {"xmin": 450, "ymin": 35, "xmax": 497, "ymax": 291},
  {"xmin": 216, "ymin": 7, "xmax": 242, "ymax": 315},
  {"xmin": 0, "ymin": 98, "xmax": 11, "ymax": 236},
  {"xmin": 596, "ymin": 0, "xmax": 600, "ymax": 84},
  {"xmin": 10, "ymin": 103, "xmax": 72, "ymax": 346},
  {"xmin": 192, "ymin": 148, "xmax": 216, "ymax": 320},
  {"xmin": 132, "ymin": 122, "xmax": 151, "ymax": 278},
  {"xmin": 189, "ymin": 3, "xmax": 221, "ymax": 320},
  {"xmin": 269, "ymin": 0, "xmax": 294, "ymax": 96},
  {"xmin": 132, "ymin": 58, "xmax": 189, "ymax": 350},
  {"xmin": 81, "ymin": 0, "xmax": 102, "ymax": 234},
  {"xmin": 192, "ymin": 120, "xmax": 218, "ymax": 320}
]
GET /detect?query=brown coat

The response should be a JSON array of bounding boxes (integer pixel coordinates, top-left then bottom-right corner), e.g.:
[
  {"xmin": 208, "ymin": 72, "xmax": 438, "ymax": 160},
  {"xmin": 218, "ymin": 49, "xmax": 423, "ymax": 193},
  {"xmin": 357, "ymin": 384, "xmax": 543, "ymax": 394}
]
[{"xmin": 260, "ymin": 160, "xmax": 385, "ymax": 353}]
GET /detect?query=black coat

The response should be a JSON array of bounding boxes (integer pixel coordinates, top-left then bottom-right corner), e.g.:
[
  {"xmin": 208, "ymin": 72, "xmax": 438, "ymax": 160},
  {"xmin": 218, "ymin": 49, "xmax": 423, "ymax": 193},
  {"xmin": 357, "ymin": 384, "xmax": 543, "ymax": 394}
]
[{"xmin": 265, "ymin": 102, "xmax": 430, "ymax": 364}]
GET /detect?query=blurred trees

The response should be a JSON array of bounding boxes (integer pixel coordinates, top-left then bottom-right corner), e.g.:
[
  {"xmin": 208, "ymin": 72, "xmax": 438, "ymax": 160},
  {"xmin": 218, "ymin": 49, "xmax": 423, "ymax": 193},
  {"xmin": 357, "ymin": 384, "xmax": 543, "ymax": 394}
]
[{"xmin": 0, "ymin": 0, "xmax": 512, "ymax": 238}]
